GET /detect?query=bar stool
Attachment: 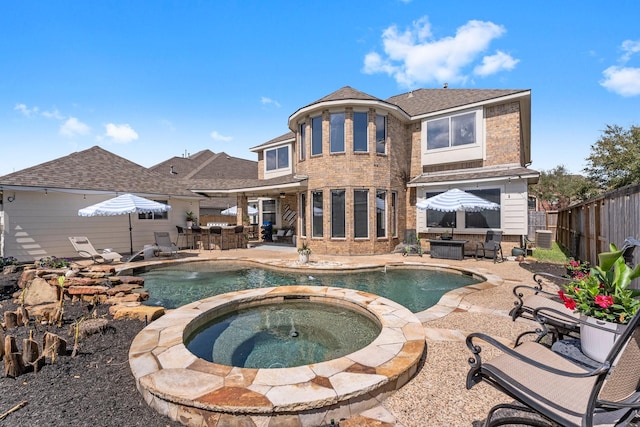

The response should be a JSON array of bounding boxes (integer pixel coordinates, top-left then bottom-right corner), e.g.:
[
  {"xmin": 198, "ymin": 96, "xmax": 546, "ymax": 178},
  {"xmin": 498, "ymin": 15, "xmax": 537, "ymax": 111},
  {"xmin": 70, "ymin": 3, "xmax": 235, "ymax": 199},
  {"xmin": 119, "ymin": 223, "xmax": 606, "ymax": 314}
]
[
  {"xmin": 191, "ymin": 225, "xmax": 203, "ymax": 250},
  {"xmin": 209, "ymin": 226, "xmax": 222, "ymax": 250},
  {"xmin": 233, "ymin": 225, "xmax": 245, "ymax": 249},
  {"xmin": 175, "ymin": 225, "xmax": 188, "ymax": 249}
]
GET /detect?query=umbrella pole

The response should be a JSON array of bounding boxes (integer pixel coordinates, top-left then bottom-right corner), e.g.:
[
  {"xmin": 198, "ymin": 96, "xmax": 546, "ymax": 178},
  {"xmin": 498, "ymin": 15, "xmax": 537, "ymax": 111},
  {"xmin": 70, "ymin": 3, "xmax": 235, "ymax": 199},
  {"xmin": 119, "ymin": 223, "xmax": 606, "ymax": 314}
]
[{"xmin": 128, "ymin": 213, "xmax": 133, "ymax": 255}]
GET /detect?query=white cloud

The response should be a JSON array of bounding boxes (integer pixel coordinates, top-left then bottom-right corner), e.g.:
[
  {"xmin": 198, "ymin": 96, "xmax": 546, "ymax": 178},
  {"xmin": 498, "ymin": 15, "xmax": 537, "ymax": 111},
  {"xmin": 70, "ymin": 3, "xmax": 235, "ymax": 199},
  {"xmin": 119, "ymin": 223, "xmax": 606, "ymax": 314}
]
[
  {"xmin": 41, "ymin": 108, "xmax": 64, "ymax": 120},
  {"xmin": 14, "ymin": 103, "xmax": 39, "ymax": 117},
  {"xmin": 210, "ymin": 130, "xmax": 233, "ymax": 142},
  {"xmin": 600, "ymin": 66, "xmax": 640, "ymax": 97},
  {"xmin": 363, "ymin": 17, "xmax": 517, "ymax": 88},
  {"xmin": 59, "ymin": 117, "xmax": 91, "ymax": 137},
  {"xmin": 104, "ymin": 123, "xmax": 139, "ymax": 143},
  {"xmin": 600, "ymin": 39, "xmax": 640, "ymax": 97},
  {"xmin": 474, "ymin": 50, "xmax": 519, "ymax": 76},
  {"xmin": 261, "ymin": 97, "xmax": 281, "ymax": 108},
  {"xmin": 620, "ymin": 39, "xmax": 640, "ymax": 62}
]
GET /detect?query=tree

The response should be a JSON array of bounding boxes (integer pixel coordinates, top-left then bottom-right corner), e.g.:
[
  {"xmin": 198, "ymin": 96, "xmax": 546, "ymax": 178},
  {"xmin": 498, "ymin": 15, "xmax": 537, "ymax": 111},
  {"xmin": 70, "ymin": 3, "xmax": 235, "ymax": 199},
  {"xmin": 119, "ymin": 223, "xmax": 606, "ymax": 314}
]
[
  {"xmin": 529, "ymin": 165, "xmax": 597, "ymax": 209},
  {"xmin": 584, "ymin": 124, "xmax": 640, "ymax": 190}
]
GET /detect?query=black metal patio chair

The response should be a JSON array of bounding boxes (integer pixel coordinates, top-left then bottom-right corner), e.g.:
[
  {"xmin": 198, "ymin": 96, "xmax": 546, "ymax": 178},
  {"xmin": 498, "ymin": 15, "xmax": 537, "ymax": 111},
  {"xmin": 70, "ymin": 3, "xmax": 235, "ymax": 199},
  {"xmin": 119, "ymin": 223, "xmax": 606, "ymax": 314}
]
[
  {"xmin": 475, "ymin": 230, "xmax": 504, "ymax": 263},
  {"xmin": 466, "ymin": 309, "xmax": 640, "ymax": 427}
]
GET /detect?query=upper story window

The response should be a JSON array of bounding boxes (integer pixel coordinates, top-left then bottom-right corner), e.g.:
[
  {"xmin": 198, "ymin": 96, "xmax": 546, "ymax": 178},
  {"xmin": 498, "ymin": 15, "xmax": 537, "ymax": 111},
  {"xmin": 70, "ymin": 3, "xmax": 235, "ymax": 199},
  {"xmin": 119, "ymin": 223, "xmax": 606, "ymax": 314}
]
[
  {"xmin": 266, "ymin": 146, "xmax": 289, "ymax": 171},
  {"xmin": 353, "ymin": 112, "xmax": 368, "ymax": 152},
  {"xmin": 426, "ymin": 112, "xmax": 476, "ymax": 150},
  {"xmin": 330, "ymin": 112, "xmax": 345, "ymax": 153},
  {"xmin": 311, "ymin": 116, "xmax": 322, "ymax": 156},
  {"xmin": 298, "ymin": 123, "xmax": 306, "ymax": 161},
  {"xmin": 375, "ymin": 114, "xmax": 386, "ymax": 154}
]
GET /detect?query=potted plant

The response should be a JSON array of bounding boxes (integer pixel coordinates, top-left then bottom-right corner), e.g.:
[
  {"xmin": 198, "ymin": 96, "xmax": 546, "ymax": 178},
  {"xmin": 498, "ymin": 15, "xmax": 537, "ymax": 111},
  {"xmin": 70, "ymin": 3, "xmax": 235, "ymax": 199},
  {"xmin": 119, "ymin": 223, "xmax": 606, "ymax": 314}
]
[
  {"xmin": 440, "ymin": 230, "xmax": 452, "ymax": 240},
  {"xmin": 185, "ymin": 211, "xmax": 195, "ymax": 228},
  {"xmin": 558, "ymin": 243, "xmax": 640, "ymax": 362},
  {"xmin": 298, "ymin": 242, "xmax": 312, "ymax": 264}
]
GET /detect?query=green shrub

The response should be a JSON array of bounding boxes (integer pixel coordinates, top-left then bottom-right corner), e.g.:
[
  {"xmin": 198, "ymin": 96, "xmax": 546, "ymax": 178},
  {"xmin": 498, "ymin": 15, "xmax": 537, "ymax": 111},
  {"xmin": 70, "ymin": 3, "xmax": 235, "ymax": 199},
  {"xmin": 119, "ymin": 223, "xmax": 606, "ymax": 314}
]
[
  {"xmin": 36, "ymin": 256, "xmax": 71, "ymax": 269},
  {"xmin": 0, "ymin": 256, "xmax": 19, "ymax": 267}
]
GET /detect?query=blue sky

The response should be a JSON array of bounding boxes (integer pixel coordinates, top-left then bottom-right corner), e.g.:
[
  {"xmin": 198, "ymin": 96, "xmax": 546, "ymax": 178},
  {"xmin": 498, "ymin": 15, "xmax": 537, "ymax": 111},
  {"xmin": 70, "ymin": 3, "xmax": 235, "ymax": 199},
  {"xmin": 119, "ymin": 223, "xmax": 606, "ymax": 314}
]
[{"xmin": 2, "ymin": 0, "xmax": 639, "ymax": 177}]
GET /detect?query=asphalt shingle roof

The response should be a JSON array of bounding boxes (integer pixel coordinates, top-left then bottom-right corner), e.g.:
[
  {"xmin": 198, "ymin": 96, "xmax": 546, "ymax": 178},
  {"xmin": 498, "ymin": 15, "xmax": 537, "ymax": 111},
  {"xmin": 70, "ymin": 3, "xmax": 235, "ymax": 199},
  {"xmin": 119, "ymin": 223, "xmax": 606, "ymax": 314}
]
[
  {"xmin": 150, "ymin": 150, "xmax": 257, "ymax": 180},
  {"xmin": 386, "ymin": 88, "xmax": 528, "ymax": 117},
  {"xmin": 0, "ymin": 146, "xmax": 197, "ymax": 197}
]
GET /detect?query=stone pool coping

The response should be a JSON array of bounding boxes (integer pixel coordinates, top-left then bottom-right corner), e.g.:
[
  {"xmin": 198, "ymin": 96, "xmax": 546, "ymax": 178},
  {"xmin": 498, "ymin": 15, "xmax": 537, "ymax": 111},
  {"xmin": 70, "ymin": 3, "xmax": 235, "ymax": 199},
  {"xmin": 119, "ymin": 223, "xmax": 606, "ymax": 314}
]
[{"xmin": 129, "ymin": 285, "xmax": 426, "ymax": 426}]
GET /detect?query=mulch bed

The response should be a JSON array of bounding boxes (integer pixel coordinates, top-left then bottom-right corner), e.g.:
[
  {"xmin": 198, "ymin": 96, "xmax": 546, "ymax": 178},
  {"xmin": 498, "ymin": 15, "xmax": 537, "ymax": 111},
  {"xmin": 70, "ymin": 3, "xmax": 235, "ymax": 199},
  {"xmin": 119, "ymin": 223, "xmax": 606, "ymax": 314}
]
[{"xmin": 0, "ymin": 271, "xmax": 181, "ymax": 427}]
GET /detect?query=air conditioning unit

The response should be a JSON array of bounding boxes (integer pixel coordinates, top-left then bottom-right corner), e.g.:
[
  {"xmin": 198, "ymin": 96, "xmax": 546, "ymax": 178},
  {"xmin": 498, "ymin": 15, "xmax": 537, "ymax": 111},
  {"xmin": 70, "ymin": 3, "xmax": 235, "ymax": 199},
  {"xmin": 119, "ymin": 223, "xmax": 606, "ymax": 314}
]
[{"xmin": 535, "ymin": 230, "xmax": 553, "ymax": 249}]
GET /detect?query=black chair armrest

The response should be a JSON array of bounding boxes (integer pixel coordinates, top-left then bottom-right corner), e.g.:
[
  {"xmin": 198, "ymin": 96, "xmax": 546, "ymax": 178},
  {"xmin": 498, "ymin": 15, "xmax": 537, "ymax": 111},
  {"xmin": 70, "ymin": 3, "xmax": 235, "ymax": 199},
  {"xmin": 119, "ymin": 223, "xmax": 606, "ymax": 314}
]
[{"xmin": 466, "ymin": 332, "xmax": 609, "ymax": 383}]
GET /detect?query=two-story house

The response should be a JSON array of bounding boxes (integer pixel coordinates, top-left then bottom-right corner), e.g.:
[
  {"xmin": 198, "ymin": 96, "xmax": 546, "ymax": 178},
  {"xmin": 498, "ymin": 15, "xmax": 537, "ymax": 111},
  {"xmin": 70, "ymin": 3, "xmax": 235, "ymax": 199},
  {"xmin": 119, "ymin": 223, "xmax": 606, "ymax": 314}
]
[{"xmin": 201, "ymin": 86, "xmax": 539, "ymax": 255}]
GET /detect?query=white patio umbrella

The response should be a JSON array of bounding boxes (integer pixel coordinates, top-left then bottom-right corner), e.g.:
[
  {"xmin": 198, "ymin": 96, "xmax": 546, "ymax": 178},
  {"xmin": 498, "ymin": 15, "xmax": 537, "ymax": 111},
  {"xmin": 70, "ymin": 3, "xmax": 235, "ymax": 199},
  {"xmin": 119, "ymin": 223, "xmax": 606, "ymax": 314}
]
[
  {"xmin": 416, "ymin": 188, "xmax": 499, "ymax": 236},
  {"xmin": 416, "ymin": 188, "xmax": 499, "ymax": 212},
  {"xmin": 221, "ymin": 205, "xmax": 258, "ymax": 216},
  {"xmin": 78, "ymin": 193, "xmax": 171, "ymax": 254}
]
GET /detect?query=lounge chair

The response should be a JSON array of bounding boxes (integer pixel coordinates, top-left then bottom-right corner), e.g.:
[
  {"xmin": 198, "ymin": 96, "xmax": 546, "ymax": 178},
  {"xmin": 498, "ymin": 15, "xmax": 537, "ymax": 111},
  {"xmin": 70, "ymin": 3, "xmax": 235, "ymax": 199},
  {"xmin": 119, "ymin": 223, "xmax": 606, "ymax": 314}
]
[
  {"xmin": 68, "ymin": 236, "xmax": 122, "ymax": 263},
  {"xmin": 466, "ymin": 309, "xmax": 640, "ymax": 427},
  {"xmin": 475, "ymin": 230, "xmax": 504, "ymax": 262},
  {"xmin": 153, "ymin": 231, "xmax": 178, "ymax": 256},
  {"xmin": 510, "ymin": 272, "xmax": 580, "ymax": 345}
]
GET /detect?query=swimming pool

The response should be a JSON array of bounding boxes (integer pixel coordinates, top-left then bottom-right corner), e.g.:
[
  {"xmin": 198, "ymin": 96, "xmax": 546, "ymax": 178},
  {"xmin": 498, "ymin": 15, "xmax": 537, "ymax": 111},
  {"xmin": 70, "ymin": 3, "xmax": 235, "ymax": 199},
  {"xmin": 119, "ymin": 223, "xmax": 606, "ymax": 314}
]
[{"xmin": 139, "ymin": 262, "xmax": 480, "ymax": 313}]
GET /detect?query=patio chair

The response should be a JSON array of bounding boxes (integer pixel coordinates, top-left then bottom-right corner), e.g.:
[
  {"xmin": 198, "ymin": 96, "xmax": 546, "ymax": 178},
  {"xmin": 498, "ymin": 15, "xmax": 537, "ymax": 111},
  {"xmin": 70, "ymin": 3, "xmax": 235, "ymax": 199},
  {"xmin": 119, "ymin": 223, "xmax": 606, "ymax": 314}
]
[
  {"xmin": 466, "ymin": 309, "xmax": 640, "ymax": 427},
  {"xmin": 68, "ymin": 236, "xmax": 122, "ymax": 263},
  {"xmin": 510, "ymin": 272, "xmax": 580, "ymax": 345},
  {"xmin": 475, "ymin": 230, "xmax": 504, "ymax": 263},
  {"xmin": 153, "ymin": 231, "xmax": 178, "ymax": 256}
]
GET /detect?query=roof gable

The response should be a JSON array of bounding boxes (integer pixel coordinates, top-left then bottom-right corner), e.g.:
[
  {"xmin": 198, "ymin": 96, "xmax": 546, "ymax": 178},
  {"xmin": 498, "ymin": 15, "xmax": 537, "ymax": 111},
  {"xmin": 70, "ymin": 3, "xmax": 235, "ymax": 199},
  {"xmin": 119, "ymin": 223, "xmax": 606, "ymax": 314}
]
[{"xmin": 150, "ymin": 150, "xmax": 257, "ymax": 180}]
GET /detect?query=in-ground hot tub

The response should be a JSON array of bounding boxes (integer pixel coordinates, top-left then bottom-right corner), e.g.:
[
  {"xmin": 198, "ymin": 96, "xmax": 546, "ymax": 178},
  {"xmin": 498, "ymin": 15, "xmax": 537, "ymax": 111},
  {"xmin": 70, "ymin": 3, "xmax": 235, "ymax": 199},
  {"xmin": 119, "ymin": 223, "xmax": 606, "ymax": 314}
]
[{"xmin": 129, "ymin": 285, "xmax": 426, "ymax": 426}]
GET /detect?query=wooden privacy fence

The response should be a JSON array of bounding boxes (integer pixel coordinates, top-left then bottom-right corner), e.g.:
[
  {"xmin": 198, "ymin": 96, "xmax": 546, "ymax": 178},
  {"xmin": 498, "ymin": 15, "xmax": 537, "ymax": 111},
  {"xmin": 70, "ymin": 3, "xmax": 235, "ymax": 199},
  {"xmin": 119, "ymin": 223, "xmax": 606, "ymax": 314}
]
[{"xmin": 556, "ymin": 183, "xmax": 640, "ymax": 266}]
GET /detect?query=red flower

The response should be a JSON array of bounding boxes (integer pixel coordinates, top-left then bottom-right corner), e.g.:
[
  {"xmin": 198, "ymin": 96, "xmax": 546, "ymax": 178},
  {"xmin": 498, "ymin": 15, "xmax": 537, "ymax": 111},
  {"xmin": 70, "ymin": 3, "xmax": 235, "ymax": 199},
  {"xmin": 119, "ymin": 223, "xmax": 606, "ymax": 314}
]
[
  {"xmin": 558, "ymin": 290, "xmax": 577, "ymax": 310},
  {"xmin": 595, "ymin": 295, "xmax": 614, "ymax": 309}
]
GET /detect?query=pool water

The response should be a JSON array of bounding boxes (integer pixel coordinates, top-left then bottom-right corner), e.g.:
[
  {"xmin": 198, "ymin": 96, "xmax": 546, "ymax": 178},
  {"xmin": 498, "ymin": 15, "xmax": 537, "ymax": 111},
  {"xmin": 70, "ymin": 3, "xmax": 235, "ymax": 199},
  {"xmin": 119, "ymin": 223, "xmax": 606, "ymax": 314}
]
[
  {"xmin": 185, "ymin": 300, "xmax": 381, "ymax": 368},
  {"xmin": 139, "ymin": 262, "xmax": 480, "ymax": 313}
]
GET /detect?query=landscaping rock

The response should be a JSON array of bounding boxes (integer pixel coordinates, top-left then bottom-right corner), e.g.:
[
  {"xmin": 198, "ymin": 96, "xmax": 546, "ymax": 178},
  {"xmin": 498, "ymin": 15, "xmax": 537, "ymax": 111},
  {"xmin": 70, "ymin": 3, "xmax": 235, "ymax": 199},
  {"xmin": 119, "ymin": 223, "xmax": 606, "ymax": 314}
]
[{"xmin": 23, "ymin": 277, "xmax": 59, "ymax": 306}]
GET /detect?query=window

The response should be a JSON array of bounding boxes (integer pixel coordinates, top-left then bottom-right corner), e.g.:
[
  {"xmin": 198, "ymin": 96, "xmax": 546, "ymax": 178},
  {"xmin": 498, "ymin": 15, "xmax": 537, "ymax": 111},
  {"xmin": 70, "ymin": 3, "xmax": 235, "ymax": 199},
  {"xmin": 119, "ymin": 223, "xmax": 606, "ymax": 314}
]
[
  {"xmin": 300, "ymin": 192, "xmax": 307, "ymax": 237},
  {"xmin": 465, "ymin": 189, "xmax": 501, "ymax": 229},
  {"xmin": 331, "ymin": 190, "xmax": 345, "ymax": 238},
  {"xmin": 266, "ymin": 146, "xmax": 289, "ymax": 171},
  {"xmin": 312, "ymin": 191, "xmax": 323, "ymax": 237},
  {"xmin": 262, "ymin": 199, "xmax": 276, "ymax": 225},
  {"xmin": 426, "ymin": 112, "xmax": 476, "ymax": 150},
  {"xmin": 425, "ymin": 191, "xmax": 456, "ymax": 228},
  {"xmin": 424, "ymin": 189, "xmax": 501, "ymax": 229},
  {"xmin": 311, "ymin": 116, "xmax": 322, "ymax": 155},
  {"xmin": 375, "ymin": 114, "xmax": 386, "ymax": 154},
  {"xmin": 353, "ymin": 112, "xmax": 368, "ymax": 152},
  {"xmin": 391, "ymin": 192, "xmax": 398, "ymax": 237},
  {"xmin": 138, "ymin": 200, "xmax": 168, "ymax": 220},
  {"xmin": 376, "ymin": 190, "xmax": 386, "ymax": 238},
  {"xmin": 298, "ymin": 123, "xmax": 306, "ymax": 161},
  {"xmin": 354, "ymin": 189, "xmax": 368, "ymax": 238},
  {"xmin": 330, "ymin": 112, "xmax": 345, "ymax": 153}
]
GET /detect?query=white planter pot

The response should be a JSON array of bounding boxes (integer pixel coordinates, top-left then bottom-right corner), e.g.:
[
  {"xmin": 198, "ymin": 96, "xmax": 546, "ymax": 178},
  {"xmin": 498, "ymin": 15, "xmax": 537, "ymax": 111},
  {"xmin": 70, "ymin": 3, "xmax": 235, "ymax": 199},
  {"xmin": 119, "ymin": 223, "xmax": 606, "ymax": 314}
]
[
  {"xmin": 580, "ymin": 316, "xmax": 627, "ymax": 363},
  {"xmin": 299, "ymin": 253, "xmax": 309, "ymax": 264}
]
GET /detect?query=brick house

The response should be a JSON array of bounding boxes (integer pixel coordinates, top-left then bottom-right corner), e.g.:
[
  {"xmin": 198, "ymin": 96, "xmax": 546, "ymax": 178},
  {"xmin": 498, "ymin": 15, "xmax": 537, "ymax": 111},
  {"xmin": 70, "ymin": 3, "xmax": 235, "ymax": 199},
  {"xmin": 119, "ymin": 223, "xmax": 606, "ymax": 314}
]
[{"xmin": 199, "ymin": 86, "xmax": 539, "ymax": 255}]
